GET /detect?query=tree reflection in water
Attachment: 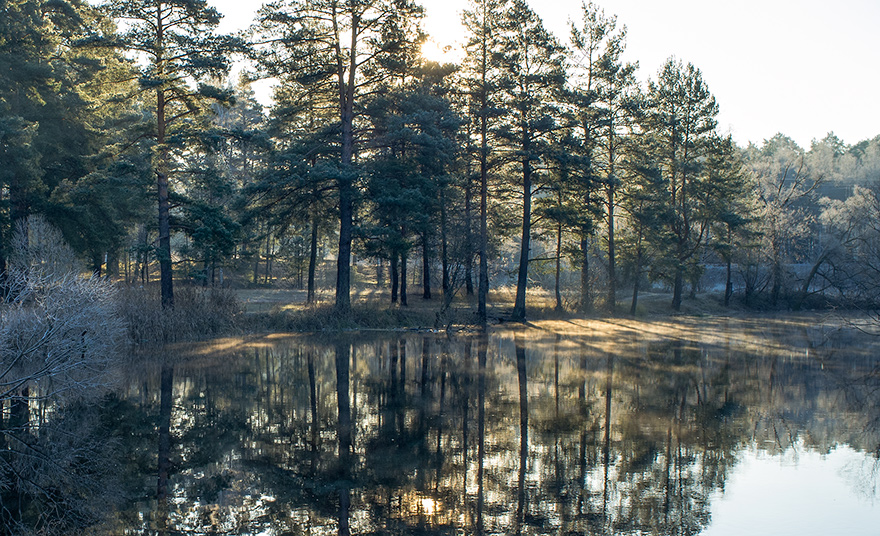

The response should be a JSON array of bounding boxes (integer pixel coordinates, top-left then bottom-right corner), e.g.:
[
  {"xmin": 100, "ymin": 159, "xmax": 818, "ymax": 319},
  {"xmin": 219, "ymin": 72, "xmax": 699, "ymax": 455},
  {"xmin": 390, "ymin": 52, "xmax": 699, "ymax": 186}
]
[{"xmin": 102, "ymin": 318, "xmax": 880, "ymax": 535}]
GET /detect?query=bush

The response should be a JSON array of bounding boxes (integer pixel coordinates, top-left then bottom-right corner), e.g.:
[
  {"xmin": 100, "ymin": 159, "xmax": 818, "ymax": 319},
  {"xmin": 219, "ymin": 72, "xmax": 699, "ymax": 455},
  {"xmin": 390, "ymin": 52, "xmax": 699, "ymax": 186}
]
[
  {"xmin": 0, "ymin": 216, "xmax": 128, "ymax": 535},
  {"xmin": 1, "ymin": 270, "xmax": 126, "ymax": 402},
  {"xmin": 1, "ymin": 216, "xmax": 126, "ymax": 405},
  {"xmin": 118, "ymin": 284, "xmax": 242, "ymax": 345}
]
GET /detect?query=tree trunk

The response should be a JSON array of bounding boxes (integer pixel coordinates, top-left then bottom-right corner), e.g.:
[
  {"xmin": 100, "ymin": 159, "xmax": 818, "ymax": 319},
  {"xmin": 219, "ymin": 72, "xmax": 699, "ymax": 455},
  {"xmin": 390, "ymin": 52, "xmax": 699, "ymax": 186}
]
[
  {"xmin": 307, "ymin": 217, "xmax": 318, "ymax": 303},
  {"xmin": 725, "ymin": 260, "xmax": 733, "ymax": 307},
  {"xmin": 336, "ymin": 178, "xmax": 353, "ymax": 313},
  {"xmin": 477, "ymin": 5, "xmax": 490, "ymax": 326},
  {"xmin": 400, "ymin": 250, "xmax": 408, "ymax": 307},
  {"xmin": 422, "ymin": 235, "xmax": 431, "ymax": 299},
  {"xmin": 441, "ymin": 191, "xmax": 450, "ymax": 295},
  {"xmin": 465, "ymin": 168, "xmax": 475, "ymax": 296},
  {"xmin": 512, "ymin": 154, "xmax": 532, "ymax": 321},
  {"xmin": 580, "ymin": 234, "xmax": 591, "ymax": 313},
  {"xmin": 796, "ymin": 253, "xmax": 829, "ymax": 310},
  {"xmin": 334, "ymin": 10, "xmax": 359, "ymax": 315},
  {"xmin": 157, "ymin": 171, "xmax": 174, "ymax": 309},
  {"xmin": 606, "ymin": 185, "xmax": 616, "ymax": 312},
  {"xmin": 92, "ymin": 254, "xmax": 103, "ymax": 277},
  {"xmin": 390, "ymin": 254, "xmax": 399, "ymax": 304},
  {"xmin": 264, "ymin": 232, "xmax": 272, "ymax": 284},
  {"xmin": 376, "ymin": 258, "xmax": 384, "ymax": 288},
  {"xmin": 770, "ymin": 225, "xmax": 783, "ymax": 307},
  {"xmin": 630, "ymin": 245, "xmax": 643, "ymax": 316},
  {"xmin": 724, "ymin": 227, "xmax": 733, "ymax": 307},
  {"xmin": 156, "ymin": 67, "xmax": 174, "ymax": 309},
  {"xmin": 771, "ymin": 256, "xmax": 782, "ymax": 307},
  {"xmin": 554, "ymin": 222, "xmax": 563, "ymax": 312},
  {"xmin": 672, "ymin": 266, "xmax": 683, "ymax": 311},
  {"xmin": 108, "ymin": 251, "xmax": 119, "ymax": 278},
  {"xmin": 253, "ymin": 228, "xmax": 260, "ymax": 284}
]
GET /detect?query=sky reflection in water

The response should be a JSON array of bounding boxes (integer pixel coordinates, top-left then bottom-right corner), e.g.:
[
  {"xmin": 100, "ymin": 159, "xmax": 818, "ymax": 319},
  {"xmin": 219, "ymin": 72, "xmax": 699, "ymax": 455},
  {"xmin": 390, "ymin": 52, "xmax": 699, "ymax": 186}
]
[{"xmin": 704, "ymin": 444, "xmax": 877, "ymax": 536}]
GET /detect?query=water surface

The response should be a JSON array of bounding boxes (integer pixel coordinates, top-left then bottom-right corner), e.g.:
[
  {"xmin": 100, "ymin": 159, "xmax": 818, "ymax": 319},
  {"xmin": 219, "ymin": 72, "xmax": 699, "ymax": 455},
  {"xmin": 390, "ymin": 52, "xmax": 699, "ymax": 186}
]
[{"xmin": 106, "ymin": 316, "xmax": 880, "ymax": 535}]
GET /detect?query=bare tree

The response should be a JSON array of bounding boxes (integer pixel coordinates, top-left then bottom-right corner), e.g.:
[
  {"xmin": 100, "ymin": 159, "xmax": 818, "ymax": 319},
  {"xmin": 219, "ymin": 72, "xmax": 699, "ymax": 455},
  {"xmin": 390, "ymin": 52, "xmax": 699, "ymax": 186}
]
[{"xmin": 748, "ymin": 136, "xmax": 823, "ymax": 306}]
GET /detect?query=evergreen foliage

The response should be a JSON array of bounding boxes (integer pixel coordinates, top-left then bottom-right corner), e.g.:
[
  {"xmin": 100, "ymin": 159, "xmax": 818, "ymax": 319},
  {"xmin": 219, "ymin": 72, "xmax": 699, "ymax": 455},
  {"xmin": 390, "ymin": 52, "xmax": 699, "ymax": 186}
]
[{"xmin": 1, "ymin": 0, "xmax": 878, "ymax": 324}]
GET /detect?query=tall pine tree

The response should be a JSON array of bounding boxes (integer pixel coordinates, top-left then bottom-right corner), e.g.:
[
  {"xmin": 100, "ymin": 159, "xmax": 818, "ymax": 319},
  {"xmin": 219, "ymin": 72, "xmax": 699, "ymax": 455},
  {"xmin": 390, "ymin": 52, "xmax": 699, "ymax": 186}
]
[
  {"xmin": 569, "ymin": 2, "xmax": 640, "ymax": 312},
  {"xmin": 496, "ymin": 0, "xmax": 566, "ymax": 321},
  {"xmin": 643, "ymin": 58, "xmax": 719, "ymax": 310},
  {"xmin": 101, "ymin": 0, "xmax": 242, "ymax": 308},
  {"xmin": 254, "ymin": 0, "xmax": 425, "ymax": 314}
]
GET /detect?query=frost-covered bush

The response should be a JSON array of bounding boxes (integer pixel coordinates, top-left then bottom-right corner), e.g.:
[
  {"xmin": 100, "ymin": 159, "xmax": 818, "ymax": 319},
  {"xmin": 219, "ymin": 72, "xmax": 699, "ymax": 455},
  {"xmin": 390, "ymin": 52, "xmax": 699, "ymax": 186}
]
[
  {"xmin": 1, "ymin": 216, "xmax": 125, "ymax": 405},
  {"xmin": 0, "ymin": 216, "xmax": 127, "ymax": 535},
  {"xmin": 0, "ymin": 270, "xmax": 125, "ymax": 405}
]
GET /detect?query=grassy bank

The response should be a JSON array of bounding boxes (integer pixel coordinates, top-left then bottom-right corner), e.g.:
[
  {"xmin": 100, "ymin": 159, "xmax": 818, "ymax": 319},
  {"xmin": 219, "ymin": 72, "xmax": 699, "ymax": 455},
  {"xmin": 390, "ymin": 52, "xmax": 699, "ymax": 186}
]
[
  {"xmin": 119, "ymin": 282, "xmax": 852, "ymax": 341},
  {"xmin": 235, "ymin": 286, "xmax": 755, "ymax": 333}
]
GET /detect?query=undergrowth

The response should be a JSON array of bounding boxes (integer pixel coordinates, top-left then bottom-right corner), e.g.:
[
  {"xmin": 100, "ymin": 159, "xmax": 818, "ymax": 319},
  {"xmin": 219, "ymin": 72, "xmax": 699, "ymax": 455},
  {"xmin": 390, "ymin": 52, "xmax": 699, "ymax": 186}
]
[{"xmin": 118, "ymin": 285, "xmax": 242, "ymax": 344}]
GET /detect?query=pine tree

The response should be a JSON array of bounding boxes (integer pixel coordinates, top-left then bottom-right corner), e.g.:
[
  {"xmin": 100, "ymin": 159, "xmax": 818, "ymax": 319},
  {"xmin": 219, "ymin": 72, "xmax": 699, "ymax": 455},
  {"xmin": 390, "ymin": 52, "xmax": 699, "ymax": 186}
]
[
  {"xmin": 361, "ymin": 62, "xmax": 459, "ymax": 304},
  {"xmin": 254, "ymin": 0, "xmax": 425, "ymax": 314},
  {"xmin": 1, "ymin": 0, "xmax": 145, "ymax": 281},
  {"xmin": 101, "ymin": 0, "xmax": 243, "ymax": 308},
  {"xmin": 495, "ymin": 0, "xmax": 567, "ymax": 321},
  {"xmin": 45, "ymin": 6, "xmax": 153, "ymax": 276},
  {"xmin": 0, "ymin": 0, "xmax": 69, "ymax": 285},
  {"xmin": 704, "ymin": 135, "xmax": 754, "ymax": 306},
  {"xmin": 461, "ymin": 0, "xmax": 506, "ymax": 325},
  {"xmin": 642, "ymin": 58, "xmax": 719, "ymax": 310},
  {"xmin": 569, "ymin": 2, "xmax": 640, "ymax": 312}
]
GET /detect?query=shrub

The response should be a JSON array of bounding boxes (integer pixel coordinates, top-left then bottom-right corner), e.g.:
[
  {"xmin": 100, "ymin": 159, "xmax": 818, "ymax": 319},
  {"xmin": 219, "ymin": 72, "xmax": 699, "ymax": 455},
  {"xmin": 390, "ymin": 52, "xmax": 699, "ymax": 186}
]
[
  {"xmin": 0, "ymin": 216, "xmax": 127, "ymax": 535},
  {"xmin": 118, "ymin": 284, "xmax": 242, "ymax": 345}
]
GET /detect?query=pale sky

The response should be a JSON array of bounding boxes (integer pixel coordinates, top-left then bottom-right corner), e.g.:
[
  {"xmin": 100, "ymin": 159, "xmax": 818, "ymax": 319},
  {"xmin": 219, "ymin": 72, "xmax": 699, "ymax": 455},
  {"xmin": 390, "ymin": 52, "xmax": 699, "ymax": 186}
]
[{"xmin": 213, "ymin": 0, "xmax": 880, "ymax": 149}]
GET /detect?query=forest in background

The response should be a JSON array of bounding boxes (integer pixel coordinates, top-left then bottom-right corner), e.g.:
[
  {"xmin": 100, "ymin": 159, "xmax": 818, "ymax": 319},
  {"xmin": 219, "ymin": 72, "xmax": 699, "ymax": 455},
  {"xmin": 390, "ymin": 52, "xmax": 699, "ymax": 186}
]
[{"xmin": 3, "ymin": 0, "xmax": 880, "ymax": 322}]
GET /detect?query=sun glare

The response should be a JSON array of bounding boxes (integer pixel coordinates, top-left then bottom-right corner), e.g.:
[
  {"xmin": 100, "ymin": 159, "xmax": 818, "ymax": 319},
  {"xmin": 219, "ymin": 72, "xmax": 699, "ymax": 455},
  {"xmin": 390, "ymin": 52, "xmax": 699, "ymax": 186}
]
[{"xmin": 420, "ymin": 38, "xmax": 464, "ymax": 64}]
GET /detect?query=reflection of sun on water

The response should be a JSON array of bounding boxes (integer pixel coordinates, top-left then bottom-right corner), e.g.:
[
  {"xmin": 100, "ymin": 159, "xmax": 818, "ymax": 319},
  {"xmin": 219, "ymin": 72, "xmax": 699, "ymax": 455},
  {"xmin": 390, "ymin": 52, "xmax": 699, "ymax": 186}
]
[
  {"xmin": 419, "ymin": 497, "xmax": 437, "ymax": 516},
  {"xmin": 401, "ymin": 492, "xmax": 448, "ymax": 522}
]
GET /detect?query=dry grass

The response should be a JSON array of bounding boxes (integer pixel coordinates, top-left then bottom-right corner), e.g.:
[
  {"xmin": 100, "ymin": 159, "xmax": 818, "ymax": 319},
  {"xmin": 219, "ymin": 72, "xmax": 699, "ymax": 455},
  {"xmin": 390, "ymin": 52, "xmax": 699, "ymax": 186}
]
[
  {"xmin": 118, "ymin": 285, "xmax": 242, "ymax": 344},
  {"xmin": 233, "ymin": 284, "xmax": 751, "ymax": 333}
]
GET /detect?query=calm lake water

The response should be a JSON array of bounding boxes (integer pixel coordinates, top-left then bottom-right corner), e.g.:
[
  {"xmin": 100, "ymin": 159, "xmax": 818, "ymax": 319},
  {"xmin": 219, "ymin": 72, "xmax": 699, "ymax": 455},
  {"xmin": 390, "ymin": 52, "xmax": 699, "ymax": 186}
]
[{"xmin": 103, "ymin": 316, "xmax": 879, "ymax": 535}]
